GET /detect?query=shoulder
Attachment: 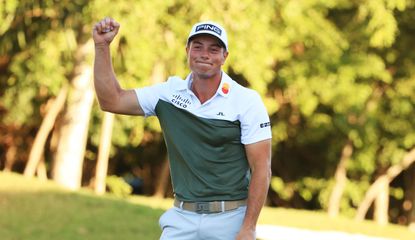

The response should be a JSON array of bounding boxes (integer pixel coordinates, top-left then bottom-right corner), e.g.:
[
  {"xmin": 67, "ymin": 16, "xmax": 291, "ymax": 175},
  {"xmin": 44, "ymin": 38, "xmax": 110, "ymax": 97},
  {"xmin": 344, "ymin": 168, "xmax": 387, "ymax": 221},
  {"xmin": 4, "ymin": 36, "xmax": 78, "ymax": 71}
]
[
  {"xmin": 226, "ymin": 77, "xmax": 261, "ymax": 104},
  {"xmin": 165, "ymin": 76, "xmax": 188, "ymax": 90},
  {"xmin": 166, "ymin": 75, "xmax": 185, "ymax": 84},
  {"xmin": 142, "ymin": 75, "xmax": 186, "ymax": 94}
]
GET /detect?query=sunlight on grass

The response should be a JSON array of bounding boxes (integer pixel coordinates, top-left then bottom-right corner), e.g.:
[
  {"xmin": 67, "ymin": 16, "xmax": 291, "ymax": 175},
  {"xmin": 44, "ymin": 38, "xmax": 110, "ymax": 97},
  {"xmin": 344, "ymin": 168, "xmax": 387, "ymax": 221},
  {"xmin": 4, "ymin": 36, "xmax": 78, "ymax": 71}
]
[
  {"xmin": 0, "ymin": 172, "xmax": 163, "ymax": 240},
  {"xmin": 128, "ymin": 195, "xmax": 173, "ymax": 210},
  {"xmin": 258, "ymin": 207, "xmax": 415, "ymax": 240}
]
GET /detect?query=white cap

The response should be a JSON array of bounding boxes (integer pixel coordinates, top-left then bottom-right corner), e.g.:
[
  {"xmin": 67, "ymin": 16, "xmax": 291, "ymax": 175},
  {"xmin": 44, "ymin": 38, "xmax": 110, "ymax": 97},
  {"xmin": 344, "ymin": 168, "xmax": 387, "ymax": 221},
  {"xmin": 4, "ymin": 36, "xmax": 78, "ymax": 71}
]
[{"xmin": 187, "ymin": 21, "xmax": 228, "ymax": 51}]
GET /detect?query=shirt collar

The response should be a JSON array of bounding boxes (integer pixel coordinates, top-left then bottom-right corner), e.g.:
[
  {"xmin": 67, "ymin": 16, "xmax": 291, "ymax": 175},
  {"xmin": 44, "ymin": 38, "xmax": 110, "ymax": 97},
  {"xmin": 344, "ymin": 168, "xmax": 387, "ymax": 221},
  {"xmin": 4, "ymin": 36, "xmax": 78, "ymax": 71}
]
[{"xmin": 217, "ymin": 72, "xmax": 232, "ymax": 98}]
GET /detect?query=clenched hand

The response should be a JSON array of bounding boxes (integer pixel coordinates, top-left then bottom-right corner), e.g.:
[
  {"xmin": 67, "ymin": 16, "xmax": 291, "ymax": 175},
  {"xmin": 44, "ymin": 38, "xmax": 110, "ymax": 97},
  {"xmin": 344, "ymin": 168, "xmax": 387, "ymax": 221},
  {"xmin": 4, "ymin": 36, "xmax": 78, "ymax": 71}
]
[{"xmin": 92, "ymin": 17, "xmax": 120, "ymax": 46}]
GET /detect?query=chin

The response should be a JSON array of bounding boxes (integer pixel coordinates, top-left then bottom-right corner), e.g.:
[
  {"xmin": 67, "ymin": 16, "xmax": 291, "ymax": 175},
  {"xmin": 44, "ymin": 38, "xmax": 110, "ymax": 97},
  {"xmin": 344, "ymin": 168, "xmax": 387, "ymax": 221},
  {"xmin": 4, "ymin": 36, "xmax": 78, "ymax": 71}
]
[{"xmin": 194, "ymin": 72, "xmax": 213, "ymax": 79}]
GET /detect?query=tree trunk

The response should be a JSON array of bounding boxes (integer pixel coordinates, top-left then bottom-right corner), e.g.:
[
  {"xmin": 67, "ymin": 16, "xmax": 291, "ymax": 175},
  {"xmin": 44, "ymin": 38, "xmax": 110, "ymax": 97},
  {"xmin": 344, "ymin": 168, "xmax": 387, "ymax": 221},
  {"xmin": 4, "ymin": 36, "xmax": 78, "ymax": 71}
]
[
  {"xmin": 374, "ymin": 177, "xmax": 389, "ymax": 225},
  {"xmin": 24, "ymin": 84, "xmax": 68, "ymax": 177},
  {"xmin": 328, "ymin": 140, "xmax": 353, "ymax": 217},
  {"xmin": 36, "ymin": 156, "xmax": 48, "ymax": 181},
  {"xmin": 3, "ymin": 143, "xmax": 17, "ymax": 172},
  {"xmin": 153, "ymin": 156, "xmax": 170, "ymax": 198},
  {"xmin": 149, "ymin": 62, "xmax": 168, "ymax": 198},
  {"xmin": 407, "ymin": 165, "xmax": 415, "ymax": 231},
  {"xmin": 94, "ymin": 111, "xmax": 114, "ymax": 195},
  {"xmin": 355, "ymin": 147, "xmax": 415, "ymax": 221},
  {"xmin": 52, "ymin": 41, "xmax": 94, "ymax": 190}
]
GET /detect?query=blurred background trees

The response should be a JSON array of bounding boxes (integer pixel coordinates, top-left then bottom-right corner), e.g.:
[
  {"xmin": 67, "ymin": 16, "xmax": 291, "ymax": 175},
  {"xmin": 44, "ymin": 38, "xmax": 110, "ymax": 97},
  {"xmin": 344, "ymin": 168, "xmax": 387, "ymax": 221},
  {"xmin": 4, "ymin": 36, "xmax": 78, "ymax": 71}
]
[{"xmin": 1, "ymin": 0, "xmax": 415, "ymax": 227}]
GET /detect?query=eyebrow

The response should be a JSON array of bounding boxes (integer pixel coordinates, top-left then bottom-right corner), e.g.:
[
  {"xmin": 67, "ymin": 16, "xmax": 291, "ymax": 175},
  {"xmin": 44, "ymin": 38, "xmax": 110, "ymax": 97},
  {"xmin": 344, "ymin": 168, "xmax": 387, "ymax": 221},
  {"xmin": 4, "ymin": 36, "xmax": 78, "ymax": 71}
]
[{"xmin": 192, "ymin": 40, "xmax": 222, "ymax": 48}]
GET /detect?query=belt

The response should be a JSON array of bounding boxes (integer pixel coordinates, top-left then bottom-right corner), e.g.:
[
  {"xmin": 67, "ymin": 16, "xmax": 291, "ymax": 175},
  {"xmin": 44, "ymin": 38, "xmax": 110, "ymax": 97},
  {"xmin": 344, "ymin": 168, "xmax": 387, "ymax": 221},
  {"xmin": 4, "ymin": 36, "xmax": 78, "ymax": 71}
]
[{"xmin": 174, "ymin": 198, "xmax": 247, "ymax": 214}]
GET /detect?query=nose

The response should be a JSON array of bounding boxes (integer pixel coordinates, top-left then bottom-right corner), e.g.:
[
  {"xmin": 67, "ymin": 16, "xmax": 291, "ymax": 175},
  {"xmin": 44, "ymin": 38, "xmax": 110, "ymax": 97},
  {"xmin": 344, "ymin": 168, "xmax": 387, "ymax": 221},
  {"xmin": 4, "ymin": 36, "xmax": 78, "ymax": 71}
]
[{"xmin": 200, "ymin": 47, "xmax": 209, "ymax": 59}]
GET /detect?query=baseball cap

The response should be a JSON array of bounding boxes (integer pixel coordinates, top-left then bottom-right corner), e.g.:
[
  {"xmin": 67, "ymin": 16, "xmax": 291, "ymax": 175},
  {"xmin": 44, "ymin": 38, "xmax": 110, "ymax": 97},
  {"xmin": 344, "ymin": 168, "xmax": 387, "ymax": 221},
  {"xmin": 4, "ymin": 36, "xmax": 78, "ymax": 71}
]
[{"xmin": 187, "ymin": 21, "xmax": 228, "ymax": 51}]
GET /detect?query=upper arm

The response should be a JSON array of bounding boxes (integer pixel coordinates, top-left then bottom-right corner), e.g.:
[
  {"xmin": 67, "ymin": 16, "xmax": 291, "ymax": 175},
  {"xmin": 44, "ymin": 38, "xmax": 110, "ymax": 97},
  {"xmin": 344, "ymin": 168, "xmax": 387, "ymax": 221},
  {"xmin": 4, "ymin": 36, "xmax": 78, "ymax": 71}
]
[
  {"xmin": 240, "ymin": 91, "xmax": 272, "ymax": 145},
  {"xmin": 101, "ymin": 89, "xmax": 145, "ymax": 116},
  {"xmin": 245, "ymin": 139, "xmax": 272, "ymax": 173}
]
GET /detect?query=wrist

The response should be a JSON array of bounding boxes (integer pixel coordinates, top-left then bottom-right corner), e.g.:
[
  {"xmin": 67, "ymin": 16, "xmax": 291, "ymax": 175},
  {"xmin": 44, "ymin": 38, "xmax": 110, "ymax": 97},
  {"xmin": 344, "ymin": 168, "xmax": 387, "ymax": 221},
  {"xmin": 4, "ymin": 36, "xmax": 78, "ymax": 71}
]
[
  {"xmin": 241, "ymin": 223, "xmax": 256, "ymax": 232},
  {"xmin": 94, "ymin": 42, "xmax": 110, "ymax": 49}
]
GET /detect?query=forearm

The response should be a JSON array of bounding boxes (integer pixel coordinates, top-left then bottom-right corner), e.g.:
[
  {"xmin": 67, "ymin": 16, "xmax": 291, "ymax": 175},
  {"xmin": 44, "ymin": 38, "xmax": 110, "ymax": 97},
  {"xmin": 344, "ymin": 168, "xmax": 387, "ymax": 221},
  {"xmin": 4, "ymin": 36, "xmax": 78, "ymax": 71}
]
[
  {"xmin": 242, "ymin": 167, "xmax": 271, "ymax": 230},
  {"xmin": 237, "ymin": 140, "xmax": 272, "ymax": 239},
  {"xmin": 93, "ymin": 43, "xmax": 122, "ymax": 111}
]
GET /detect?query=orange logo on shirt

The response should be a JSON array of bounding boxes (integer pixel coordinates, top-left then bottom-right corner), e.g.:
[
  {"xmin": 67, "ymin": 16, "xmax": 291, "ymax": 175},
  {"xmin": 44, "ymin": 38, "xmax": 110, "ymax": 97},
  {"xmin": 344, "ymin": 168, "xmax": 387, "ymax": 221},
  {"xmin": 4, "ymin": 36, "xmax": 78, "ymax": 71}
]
[{"xmin": 221, "ymin": 83, "xmax": 230, "ymax": 94}]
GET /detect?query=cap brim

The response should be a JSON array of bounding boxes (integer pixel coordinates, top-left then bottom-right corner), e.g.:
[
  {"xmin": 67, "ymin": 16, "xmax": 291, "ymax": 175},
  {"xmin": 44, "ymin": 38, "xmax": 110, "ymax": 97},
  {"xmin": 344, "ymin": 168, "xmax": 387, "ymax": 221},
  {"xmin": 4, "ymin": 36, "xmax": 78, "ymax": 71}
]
[{"xmin": 187, "ymin": 33, "xmax": 227, "ymax": 51}]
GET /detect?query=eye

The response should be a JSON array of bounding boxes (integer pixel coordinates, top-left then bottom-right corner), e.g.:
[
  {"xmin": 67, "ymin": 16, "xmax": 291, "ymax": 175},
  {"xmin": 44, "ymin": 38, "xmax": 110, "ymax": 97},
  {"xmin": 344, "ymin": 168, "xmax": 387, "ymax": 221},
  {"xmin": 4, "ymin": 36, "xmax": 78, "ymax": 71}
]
[
  {"xmin": 210, "ymin": 47, "xmax": 220, "ymax": 53},
  {"xmin": 193, "ymin": 44, "xmax": 202, "ymax": 50}
]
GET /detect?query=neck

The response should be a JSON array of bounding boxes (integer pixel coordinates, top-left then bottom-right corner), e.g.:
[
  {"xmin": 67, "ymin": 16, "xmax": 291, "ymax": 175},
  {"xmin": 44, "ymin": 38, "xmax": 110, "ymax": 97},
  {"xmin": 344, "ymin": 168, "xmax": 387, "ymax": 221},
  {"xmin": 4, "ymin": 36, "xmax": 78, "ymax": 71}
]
[{"xmin": 191, "ymin": 71, "xmax": 222, "ymax": 104}]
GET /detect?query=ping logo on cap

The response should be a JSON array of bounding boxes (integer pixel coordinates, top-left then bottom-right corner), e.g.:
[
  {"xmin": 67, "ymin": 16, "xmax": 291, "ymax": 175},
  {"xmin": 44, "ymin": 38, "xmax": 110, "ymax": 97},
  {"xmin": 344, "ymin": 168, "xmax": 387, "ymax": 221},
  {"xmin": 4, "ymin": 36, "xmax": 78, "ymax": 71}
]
[{"xmin": 195, "ymin": 24, "xmax": 222, "ymax": 36}]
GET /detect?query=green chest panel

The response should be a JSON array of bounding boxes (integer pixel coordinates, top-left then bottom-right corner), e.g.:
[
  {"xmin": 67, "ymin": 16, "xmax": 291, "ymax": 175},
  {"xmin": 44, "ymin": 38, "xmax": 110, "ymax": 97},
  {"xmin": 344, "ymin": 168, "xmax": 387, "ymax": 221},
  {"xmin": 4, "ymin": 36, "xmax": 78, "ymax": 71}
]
[{"xmin": 155, "ymin": 100, "xmax": 250, "ymax": 201}]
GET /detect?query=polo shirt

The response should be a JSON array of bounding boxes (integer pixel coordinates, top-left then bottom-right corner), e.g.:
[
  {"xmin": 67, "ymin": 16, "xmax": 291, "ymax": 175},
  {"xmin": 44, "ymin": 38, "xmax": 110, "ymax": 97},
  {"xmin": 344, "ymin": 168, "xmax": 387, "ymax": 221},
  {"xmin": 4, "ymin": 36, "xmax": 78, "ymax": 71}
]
[{"xmin": 135, "ymin": 71, "xmax": 272, "ymax": 201}]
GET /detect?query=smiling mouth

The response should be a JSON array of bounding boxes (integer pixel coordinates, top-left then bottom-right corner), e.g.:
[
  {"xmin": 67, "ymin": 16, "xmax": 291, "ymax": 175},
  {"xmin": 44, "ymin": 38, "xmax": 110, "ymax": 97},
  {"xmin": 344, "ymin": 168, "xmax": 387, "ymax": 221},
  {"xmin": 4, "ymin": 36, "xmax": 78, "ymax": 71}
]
[{"xmin": 196, "ymin": 61, "xmax": 211, "ymax": 65}]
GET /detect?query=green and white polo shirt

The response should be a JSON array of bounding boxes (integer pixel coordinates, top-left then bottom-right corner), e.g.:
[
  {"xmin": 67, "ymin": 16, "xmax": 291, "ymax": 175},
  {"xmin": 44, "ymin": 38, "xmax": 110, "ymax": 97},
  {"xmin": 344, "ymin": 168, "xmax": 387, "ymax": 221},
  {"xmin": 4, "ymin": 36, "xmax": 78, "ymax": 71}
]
[{"xmin": 135, "ymin": 71, "xmax": 271, "ymax": 202}]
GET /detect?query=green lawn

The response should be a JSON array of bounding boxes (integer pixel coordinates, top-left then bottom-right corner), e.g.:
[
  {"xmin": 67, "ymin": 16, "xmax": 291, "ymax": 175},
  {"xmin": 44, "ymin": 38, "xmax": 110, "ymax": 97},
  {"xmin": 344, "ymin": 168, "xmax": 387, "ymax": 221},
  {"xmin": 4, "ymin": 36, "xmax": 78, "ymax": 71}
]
[
  {"xmin": 0, "ymin": 172, "xmax": 163, "ymax": 240},
  {"xmin": 1, "ymin": 172, "xmax": 414, "ymax": 240}
]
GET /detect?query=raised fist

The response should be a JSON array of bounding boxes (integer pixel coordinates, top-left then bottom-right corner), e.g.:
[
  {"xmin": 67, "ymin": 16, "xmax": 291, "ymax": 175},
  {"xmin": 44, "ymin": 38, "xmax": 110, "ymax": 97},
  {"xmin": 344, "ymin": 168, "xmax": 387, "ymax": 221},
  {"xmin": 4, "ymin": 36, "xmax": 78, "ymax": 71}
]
[{"xmin": 92, "ymin": 17, "xmax": 120, "ymax": 45}]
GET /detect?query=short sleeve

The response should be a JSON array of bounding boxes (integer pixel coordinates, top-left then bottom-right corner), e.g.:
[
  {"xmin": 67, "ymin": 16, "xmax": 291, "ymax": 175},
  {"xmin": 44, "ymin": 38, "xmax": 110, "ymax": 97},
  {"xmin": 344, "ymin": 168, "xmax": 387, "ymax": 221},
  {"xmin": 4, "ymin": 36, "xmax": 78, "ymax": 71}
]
[
  {"xmin": 239, "ymin": 92, "xmax": 272, "ymax": 145},
  {"xmin": 135, "ymin": 82, "xmax": 168, "ymax": 117}
]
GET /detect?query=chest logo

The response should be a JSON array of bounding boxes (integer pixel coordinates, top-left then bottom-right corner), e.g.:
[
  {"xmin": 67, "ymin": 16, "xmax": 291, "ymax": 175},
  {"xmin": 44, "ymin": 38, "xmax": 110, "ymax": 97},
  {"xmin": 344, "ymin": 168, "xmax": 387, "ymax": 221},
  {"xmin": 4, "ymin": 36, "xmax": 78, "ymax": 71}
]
[
  {"xmin": 171, "ymin": 94, "xmax": 191, "ymax": 109},
  {"xmin": 221, "ymin": 83, "xmax": 230, "ymax": 94}
]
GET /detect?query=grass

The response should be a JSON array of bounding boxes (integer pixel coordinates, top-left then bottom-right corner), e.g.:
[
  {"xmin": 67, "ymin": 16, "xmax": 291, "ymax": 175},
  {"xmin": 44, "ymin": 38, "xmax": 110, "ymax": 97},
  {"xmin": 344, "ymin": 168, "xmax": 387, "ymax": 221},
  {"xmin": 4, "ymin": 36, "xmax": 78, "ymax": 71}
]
[
  {"xmin": 1, "ymin": 172, "xmax": 415, "ymax": 240},
  {"xmin": 258, "ymin": 207, "xmax": 415, "ymax": 239},
  {"xmin": 0, "ymin": 172, "xmax": 163, "ymax": 240}
]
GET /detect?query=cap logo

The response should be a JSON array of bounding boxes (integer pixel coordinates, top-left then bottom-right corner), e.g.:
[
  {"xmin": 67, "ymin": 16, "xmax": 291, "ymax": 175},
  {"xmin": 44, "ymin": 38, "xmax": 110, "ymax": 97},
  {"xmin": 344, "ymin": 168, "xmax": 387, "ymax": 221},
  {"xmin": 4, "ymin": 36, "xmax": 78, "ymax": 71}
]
[{"xmin": 195, "ymin": 24, "xmax": 222, "ymax": 36}]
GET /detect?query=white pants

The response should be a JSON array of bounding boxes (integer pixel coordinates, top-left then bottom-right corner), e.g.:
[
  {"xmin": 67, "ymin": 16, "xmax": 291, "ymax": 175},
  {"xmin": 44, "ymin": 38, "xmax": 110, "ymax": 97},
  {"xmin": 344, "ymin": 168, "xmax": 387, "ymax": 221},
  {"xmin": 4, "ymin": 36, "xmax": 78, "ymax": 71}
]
[{"xmin": 159, "ymin": 206, "xmax": 247, "ymax": 240}]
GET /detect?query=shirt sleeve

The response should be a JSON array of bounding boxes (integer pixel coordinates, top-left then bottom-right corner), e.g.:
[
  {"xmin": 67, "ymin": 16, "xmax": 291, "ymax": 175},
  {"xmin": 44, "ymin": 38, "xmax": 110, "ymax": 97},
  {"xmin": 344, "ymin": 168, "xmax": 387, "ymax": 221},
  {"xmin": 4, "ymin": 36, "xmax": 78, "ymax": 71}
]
[
  {"xmin": 135, "ymin": 81, "xmax": 168, "ymax": 117},
  {"xmin": 239, "ymin": 91, "xmax": 272, "ymax": 145}
]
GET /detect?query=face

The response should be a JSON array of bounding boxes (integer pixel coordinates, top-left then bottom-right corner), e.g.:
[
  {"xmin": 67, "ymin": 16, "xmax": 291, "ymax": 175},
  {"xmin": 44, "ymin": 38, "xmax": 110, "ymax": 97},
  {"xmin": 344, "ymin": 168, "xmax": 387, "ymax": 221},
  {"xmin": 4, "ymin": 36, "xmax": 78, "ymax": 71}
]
[{"xmin": 186, "ymin": 34, "xmax": 228, "ymax": 80}]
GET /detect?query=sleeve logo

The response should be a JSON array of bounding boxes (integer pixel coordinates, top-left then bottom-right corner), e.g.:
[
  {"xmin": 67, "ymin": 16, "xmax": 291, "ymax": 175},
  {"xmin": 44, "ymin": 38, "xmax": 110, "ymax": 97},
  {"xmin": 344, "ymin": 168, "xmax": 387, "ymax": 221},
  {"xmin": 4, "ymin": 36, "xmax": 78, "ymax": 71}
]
[{"xmin": 260, "ymin": 122, "xmax": 271, "ymax": 128}]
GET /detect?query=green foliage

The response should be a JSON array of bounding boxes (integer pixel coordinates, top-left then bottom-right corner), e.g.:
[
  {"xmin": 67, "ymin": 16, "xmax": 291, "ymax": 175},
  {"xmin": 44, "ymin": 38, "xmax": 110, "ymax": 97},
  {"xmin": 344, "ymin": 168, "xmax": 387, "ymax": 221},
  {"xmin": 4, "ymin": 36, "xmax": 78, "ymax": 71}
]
[
  {"xmin": 0, "ymin": 0, "xmax": 94, "ymax": 126},
  {"xmin": 390, "ymin": 187, "xmax": 405, "ymax": 200},
  {"xmin": 295, "ymin": 177, "xmax": 328, "ymax": 202},
  {"xmin": 269, "ymin": 0, "xmax": 415, "ymax": 220},
  {"xmin": 105, "ymin": 175, "xmax": 132, "ymax": 198},
  {"xmin": 271, "ymin": 176, "xmax": 294, "ymax": 201},
  {"xmin": 0, "ymin": 0, "xmax": 18, "ymax": 35}
]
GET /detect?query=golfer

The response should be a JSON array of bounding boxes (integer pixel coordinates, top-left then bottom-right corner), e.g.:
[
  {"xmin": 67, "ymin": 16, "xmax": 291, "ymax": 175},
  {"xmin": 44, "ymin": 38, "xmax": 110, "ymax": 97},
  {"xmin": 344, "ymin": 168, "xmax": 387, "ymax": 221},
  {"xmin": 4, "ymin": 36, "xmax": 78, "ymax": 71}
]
[{"xmin": 93, "ymin": 17, "xmax": 272, "ymax": 240}]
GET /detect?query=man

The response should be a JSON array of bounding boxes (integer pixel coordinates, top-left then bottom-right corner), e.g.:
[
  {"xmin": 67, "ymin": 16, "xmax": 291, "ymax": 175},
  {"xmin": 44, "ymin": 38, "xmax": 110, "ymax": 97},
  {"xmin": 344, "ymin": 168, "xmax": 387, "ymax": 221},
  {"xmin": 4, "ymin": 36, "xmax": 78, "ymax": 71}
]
[{"xmin": 93, "ymin": 17, "xmax": 272, "ymax": 240}]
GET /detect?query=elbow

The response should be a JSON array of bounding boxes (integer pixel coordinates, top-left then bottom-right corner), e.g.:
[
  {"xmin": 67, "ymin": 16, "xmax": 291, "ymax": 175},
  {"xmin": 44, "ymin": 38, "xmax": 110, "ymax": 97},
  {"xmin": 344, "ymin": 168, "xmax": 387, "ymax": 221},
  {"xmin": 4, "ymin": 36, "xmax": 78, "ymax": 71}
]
[
  {"xmin": 99, "ymin": 104, "xmax": 111, "ymax": 112},
  {"xmin": 97, "ymin": 100, "xmax": 115, "ymax": 113}
]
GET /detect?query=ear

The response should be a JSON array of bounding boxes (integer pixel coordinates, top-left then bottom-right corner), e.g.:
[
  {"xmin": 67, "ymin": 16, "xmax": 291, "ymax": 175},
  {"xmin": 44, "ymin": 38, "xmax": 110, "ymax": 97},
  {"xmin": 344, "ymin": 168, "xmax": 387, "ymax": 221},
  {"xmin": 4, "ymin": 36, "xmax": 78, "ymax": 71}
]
[{"xmin": 221, "ymin": 51, "xmax": 229, "ymax": 65}]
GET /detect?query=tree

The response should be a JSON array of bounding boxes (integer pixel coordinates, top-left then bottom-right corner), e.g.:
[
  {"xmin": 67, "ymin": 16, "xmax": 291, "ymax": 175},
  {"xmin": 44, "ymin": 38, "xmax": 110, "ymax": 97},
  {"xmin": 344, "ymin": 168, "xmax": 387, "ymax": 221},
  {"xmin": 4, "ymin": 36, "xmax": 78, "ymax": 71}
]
[
  {"xmin": 94, "ymin": 112, "xmax": 114, "ymax": 194},
  {"xmin": 355, "ymin": 148, "xmax": 415, "ymax": 223},
  {"xmin": 328, "ymin": 140, "xmax": 353, "ymax": 217},
  {"xmin": 52, "ymin": 41, "xmax": 95, "ymax": 189},
  {"xmin": 24, "ymin": 84, "xmax": 68, "ymax": 177}
]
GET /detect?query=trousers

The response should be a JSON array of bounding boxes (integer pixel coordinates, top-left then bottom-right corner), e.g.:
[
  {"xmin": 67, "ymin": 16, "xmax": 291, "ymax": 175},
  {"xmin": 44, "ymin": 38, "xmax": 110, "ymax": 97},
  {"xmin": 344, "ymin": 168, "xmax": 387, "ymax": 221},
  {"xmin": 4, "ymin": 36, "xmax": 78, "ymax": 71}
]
[{"xmin": 159, "ymin": 206, "xmax": 247, "ymax": 240}]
